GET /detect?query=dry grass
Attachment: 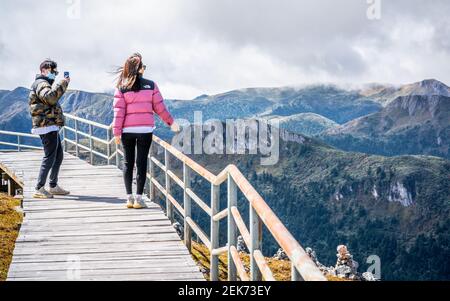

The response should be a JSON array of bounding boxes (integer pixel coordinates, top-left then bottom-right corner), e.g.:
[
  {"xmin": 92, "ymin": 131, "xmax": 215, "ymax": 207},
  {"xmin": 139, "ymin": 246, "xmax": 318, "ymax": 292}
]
[
  {"xmin": 326, "ymin": 275, "xmax": 353, "ymax": 281},
  {"xmin": 191, "ymin": 241, "xmax": 293, "ymax": 281},
  {"xmin": 0, "ymin": 193, "xmax": 23, "ymax": 281},
  {"xmin": 191, "ymin": 242, "xmax": 353, "ymax": 281}
]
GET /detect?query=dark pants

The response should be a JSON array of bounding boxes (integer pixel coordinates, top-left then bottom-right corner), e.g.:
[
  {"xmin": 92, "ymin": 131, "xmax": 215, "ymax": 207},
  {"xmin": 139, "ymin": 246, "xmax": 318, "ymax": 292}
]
[
  {"xmin": 36, "ymin": 131, "xmax": 63, "ymax": 190},
  {"xmin": 121, "ymin": 132, "xmax": 153, "ymax": 195}
]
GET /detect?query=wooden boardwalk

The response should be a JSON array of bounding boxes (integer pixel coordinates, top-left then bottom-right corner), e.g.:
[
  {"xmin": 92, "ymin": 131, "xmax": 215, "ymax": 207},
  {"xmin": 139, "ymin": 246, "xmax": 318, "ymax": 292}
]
[{"xmin": 1, "ymin": 151, "xmax": 205, "ymax": 281}]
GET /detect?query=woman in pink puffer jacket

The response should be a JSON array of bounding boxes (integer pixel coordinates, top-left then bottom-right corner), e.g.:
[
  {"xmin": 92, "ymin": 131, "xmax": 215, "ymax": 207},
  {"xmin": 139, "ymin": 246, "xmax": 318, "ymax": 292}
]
[{"xmin": 113, "ymin": 53, "xmax": 179, "ymax": 209}]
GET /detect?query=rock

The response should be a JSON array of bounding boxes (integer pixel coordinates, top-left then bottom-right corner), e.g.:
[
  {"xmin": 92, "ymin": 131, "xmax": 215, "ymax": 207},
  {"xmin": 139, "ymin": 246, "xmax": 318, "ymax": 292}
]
[
  {"xmin": 305, "ymin": 247, "xmax": 330, "ymax": 273},
  {"xmin": 335, "ymin": 265, "xmax": 353, "ymax": 278},
  {"xmin": 13, "ymin": 206, "xmax": 24, "ymax": 214},
  {"xmin": 273, "ymin": 248, "xmax": 289, "ymax": 260},
  {"xmin": 305, "ymin": 247, "xmax": 317, "ymax": 262},
  {"xmin": 361, "ymin": 272, "xmax": 378, "ymax": 281},
  {"xmin": 173, "ymin": 222, "xmax": 184, "ymax": 239},
  {"xmin": 306, "ymin": 247, "xmax": 321, "ymax": 267},
  {"xmin": 237, "ymin": 236, "xmax": 249, "ymax": 253},
  {"xmin": 388, "ymin": 182, "xmax": 413, "ymax": 207}
]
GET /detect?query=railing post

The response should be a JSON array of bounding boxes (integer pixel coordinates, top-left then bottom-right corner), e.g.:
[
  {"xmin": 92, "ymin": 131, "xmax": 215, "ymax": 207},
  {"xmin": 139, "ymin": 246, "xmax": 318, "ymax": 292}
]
[
  {"xmin": 62, "ymin": 127, "xmax": 68, "ymax": 152},
  {"xmin": 7, "ymin": 178, "xmax": 14, "ymax": 196},
  {"xmin": 183, "ymin": 163, "xmax": 192, "ymax": 252},
  {"xmin": 148, "ymin": 145, "xmax": 154, "ymax": 202},
  {"xmin": 89, "ymin": 124, "xmax": 94, "ymax": 165},
  {"xmin": 17, "ymin": 136, "xmax": 21, "ymax": 152},
  {"xmin": 164, "ymin": 149, "xmax": 173, "ymax": 222},
  {"xmin": 106, "ymin": 128, "xmax": 111, "ymax": 165},
  {"xmin": 291, "ymin": 263, "xmax": 303, "ymax": 281},
  {"xmin": 74, "ymin": 119, "xmax": 79, "ymax": 157},
  {"xmin": 227, "ymin": 174, "xmax": 238, "ymax": 281},
  {"xmin": 210, "ymin": 183, "xmax": 220, "ymax": 281},
  {"xmin": 250, "ymin": 206, "xmax": 263, "ymax": 281},
  {"xmin": 115, "ymin": 139, "xmax": 120, "ymax": 169}
]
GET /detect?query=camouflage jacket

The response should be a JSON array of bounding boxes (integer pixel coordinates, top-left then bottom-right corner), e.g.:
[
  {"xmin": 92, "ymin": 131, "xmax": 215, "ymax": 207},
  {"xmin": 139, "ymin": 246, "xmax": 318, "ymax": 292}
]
[{"xmin": 29, "ymin": 75, "xmax": 68, "ymax": 129}]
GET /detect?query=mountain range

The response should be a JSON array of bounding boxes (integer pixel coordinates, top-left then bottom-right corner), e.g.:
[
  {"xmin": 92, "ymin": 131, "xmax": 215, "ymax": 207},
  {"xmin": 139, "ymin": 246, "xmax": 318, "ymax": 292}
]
[
  {"xmin": 321, "ymin": 93, "xmax": 450, "ymax": 159},
  {"xmin": 1, "ymin": 79, "xmax": 448, "ymax": 160},
  {"xmin": 359, "ymin": 79, "xmax": 450, "ymax": 106},
  {"xmin": 319, "ymin": 79, "xmax": 450, "ymax": 159}
]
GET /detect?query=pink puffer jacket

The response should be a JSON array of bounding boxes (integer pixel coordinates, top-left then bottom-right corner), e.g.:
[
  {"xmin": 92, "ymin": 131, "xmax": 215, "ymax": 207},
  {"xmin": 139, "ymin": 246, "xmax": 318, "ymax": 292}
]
[{"xmin": 113, "ymin": 78, "xmax": 174, "ymax": 136}]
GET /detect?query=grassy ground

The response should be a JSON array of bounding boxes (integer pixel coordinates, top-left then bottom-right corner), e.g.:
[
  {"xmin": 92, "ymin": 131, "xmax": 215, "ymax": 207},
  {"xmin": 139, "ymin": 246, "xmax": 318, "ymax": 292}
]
[
  {"xmin": 0, "ymin": 193, "xmax": 23, "ymax": 281},
  {"xmin": 190, "ymin": 241, "xmax": 345, "ymax": 281}
]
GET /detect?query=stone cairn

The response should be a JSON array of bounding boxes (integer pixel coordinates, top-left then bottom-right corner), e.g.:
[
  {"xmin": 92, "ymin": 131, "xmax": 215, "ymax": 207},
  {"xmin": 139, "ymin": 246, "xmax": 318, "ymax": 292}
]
[
  {"xmin": 333, "ymin": 245, "xmax": 360, "ymax": 280},
  {"xmin": 273, "ymin": 245, "xmax": 378, "ymax": 281},
  {"xmin": 306, "ymin": 245, "xmax": 378, "ymax": 281}
]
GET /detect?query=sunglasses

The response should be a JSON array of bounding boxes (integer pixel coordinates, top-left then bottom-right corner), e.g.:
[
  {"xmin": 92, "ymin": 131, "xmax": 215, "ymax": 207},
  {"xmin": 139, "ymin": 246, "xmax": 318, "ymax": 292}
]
[{"xmin": 51, "ymin": 69, "xmax": 59, "ymax": 76}]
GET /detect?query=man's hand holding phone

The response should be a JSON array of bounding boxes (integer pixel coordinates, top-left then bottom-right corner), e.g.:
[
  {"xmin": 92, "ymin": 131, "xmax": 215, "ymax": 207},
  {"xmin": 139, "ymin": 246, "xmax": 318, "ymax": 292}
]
[{"xmin": 63, "ymin": 71, "xmax": 71, "ymax": 84}]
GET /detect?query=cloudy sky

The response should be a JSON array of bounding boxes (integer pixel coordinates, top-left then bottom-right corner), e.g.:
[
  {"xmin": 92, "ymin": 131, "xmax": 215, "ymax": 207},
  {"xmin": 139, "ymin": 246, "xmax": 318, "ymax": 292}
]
[{"xmin": 1, "ymin": 0, "xmax": 449, "ymax": 99}]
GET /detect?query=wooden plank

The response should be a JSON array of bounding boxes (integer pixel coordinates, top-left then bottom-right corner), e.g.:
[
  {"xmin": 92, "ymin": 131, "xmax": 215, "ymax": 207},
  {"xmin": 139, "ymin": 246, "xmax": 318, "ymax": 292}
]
[
  {"xmin": 9, "ymin": 258, "xmax": 198, "ymax": 273},
  {"xmin": 24, "ymin": 210, "xmax": 165, "ymax": 220},
  {"xmin": 18, "ymin": 225, "xmax": 174, "ymax": 235},
  {"xmin": 13, "ymin": 242, "xmax": 184, "ymax": 251},
  {"xmin": 13, "ymin": 243, "xmax": 186, "ymax": 252},
  {"xmin": 8, "ymin": 273, "xmax": 206, "ymax": 281},
  {"xmin": 9, "ymin": 268, "xmax": 203, "ymax": 279},
  {"xmin": 10, "ymin": 249, "xmax": 191, "ymax": 262},
  {"xmin": 21, "ymin": 217, "xmax": 169, "ymax": 227},
  {"xmin": 17, "ymin": 231, "xmax": 180, "ymax": 243},
  {"xmin": 15, "ymin": 233, "xmax": 184, "ymax": 244},
  {"xmin": 23, "ymin": 205, "xmax": 148, "ymax": 212},
  {"xmin": 10, "ymin": 247, "xmax": 189, "ymax": 257},
  {"xmin": 21, "ymin": 219, "xmax": 171, "ymax": 229},
  {"xmin": 19, "ymin": 215, "xmax": 170, "ymax": 225}
]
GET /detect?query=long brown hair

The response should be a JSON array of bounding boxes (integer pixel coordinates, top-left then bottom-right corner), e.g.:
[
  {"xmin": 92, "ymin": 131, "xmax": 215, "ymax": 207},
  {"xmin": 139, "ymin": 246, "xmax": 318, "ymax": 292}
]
[{"xmin": 115, "ymin": 53, "xmax": 144, "ymax": 91}]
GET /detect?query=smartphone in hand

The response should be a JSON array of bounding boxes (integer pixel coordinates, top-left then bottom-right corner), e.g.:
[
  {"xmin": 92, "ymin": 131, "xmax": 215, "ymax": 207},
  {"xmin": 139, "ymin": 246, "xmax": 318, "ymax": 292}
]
[{"xmin": 64, "ymin": 71, "xmax": 70, "ymax": 79}]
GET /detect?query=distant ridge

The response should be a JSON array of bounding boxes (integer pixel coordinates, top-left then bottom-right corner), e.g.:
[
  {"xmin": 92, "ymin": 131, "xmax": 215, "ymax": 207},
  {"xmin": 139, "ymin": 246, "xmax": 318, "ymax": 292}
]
[{"xmin": 359, "ymin": 79, "xmax": 450, "ymax": 106}]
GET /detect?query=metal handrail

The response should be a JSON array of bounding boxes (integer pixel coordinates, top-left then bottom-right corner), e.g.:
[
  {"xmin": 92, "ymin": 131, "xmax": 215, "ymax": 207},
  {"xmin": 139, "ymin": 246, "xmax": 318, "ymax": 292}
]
[
  {"xmin": 62, "ymin": 113, "xmax": 113, "ymax": 165},
  {"xmin": 63, "ymin": 113, "xmax": 111, "ymax": 130},
  {"xmin": 0, "ymin": 113, "xmax": 326, "ymax": 282},
  {"xmin": 0, "ymin": 130, "xmax": 43, "ymax": 151}
]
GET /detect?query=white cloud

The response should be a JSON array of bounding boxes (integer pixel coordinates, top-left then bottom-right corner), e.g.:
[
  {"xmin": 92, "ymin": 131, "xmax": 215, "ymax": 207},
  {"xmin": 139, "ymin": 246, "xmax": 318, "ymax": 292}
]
[{"xmin": 0, "ymin": 0, "xmax": 449, "ymax": 99}]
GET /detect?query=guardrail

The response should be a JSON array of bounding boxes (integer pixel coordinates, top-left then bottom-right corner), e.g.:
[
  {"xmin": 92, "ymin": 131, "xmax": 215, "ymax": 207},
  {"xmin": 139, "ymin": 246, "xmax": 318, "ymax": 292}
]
[
  {"xmin": 0, "ymin": 130, "xmax": 43, "ymax": 151},
  {"xmin": 1, "ymin": 113, "xmax": 326, "ymax": 281},
  {"xmin": 62, "ymin": 114, "xmax": 116, "ymax": 165}
]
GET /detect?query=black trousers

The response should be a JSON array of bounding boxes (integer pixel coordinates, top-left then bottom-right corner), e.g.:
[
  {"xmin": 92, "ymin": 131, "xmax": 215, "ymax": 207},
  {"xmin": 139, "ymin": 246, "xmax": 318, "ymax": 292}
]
[
  {"xmin": 121, "ymin": 132, "xmax": 153, "ymax": 195},
  {"xmin": 36, "ymin": 131, "xmax": 64, "ymax": 190}
]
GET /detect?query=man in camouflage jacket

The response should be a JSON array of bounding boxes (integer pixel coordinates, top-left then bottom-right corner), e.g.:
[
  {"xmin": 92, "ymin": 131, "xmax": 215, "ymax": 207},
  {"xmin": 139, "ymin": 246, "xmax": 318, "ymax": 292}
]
[{"xmin": 29, "ymin": 59, "xmax": 71, "ymax": 199}]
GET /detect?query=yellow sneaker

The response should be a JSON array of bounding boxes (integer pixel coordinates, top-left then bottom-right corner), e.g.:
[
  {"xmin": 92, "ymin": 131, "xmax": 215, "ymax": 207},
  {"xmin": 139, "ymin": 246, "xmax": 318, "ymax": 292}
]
[
  {"xmin": 133, "ymin": 196, "xmax": 147, "ymax": 209},
  {"xmin": 126, "ymin": 195, "xmax": 134, "ymax": 209}
]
